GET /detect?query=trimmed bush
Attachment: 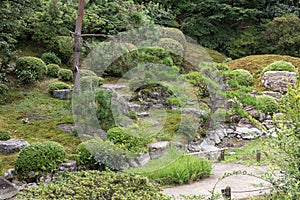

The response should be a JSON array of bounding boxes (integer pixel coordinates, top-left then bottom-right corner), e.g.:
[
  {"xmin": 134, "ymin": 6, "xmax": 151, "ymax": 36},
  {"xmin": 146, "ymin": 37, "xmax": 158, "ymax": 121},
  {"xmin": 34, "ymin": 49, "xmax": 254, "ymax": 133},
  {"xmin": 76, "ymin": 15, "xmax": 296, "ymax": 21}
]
[
  {"xmin": 255, "ymin": 95, "xmax": 280, "ymax": 114},
  {"xmin": 15, "ymin": 56, "xmax": 47, "ymax": 84},
  {"xmin": 155, "ymin": 38, "xmax": 184, "ymax": 57},
  {"xmin": 15, "ymin": 141, "xmax": 66, "ymax": 178},
  {"xmin": 41, "ymin": 52, "xmax": 61, "ymax": 65},
  {"xmin": 227, "ymin": 69, "xmax": 253, "ymax": 87},
  {"xmin": 19, "ymin": 170, "xmax": 170, "ymax": 199},
  {"xmin": 49, "ymin": 36, "xmax": 74, "ymax": 64},
  {"xmin": 47, "ymin": 64, "xmax": 61, "ymax": 77},
  {"xmin": 79, "ymin": 69, "xmax": 97, "ymax": 77},
  {"xmin": 0, "ymin": 129, "xmax": 11, "ymax": 141},
  {"xmin": 79, "ymin": 76, "xmax": 104, "ymax": 90},
  {"xmin": 145, "ymin": 155, "xmax": 211, "ymax": 185},
  {"xmin": 262, "ymin": 61, "xmax": 297, "ymax": 74},
  {"xmin": 58, "ymin": 69, "xmax": 73, "ymax": 82},
  {"xmin": 76, "ymin": 137, "xmax": 128, "ymax": 171},
  {"xmin": 48, "ymin": 82, "xmax": 71, "ymax": 94},
  {"xmin": 107, "ymin": 127, "xmax": 149, "ymax": 154}
]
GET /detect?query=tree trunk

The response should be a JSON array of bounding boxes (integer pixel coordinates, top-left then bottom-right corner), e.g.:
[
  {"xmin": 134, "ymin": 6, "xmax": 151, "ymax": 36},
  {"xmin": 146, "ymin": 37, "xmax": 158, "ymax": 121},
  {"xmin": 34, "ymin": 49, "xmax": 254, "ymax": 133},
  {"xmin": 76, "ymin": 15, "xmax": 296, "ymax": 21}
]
[{"xmin": 73, "ymin": 0, "xmax": 84, "ymax": 82}]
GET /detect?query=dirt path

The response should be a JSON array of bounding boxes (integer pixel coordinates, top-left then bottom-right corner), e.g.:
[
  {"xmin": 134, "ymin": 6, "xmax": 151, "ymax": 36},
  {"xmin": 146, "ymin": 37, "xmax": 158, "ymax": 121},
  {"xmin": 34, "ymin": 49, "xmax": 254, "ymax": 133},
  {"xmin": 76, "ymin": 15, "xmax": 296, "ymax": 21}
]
[{"xmin": 163, "ymin": 162, "xmax": 272, "ymax": 200}]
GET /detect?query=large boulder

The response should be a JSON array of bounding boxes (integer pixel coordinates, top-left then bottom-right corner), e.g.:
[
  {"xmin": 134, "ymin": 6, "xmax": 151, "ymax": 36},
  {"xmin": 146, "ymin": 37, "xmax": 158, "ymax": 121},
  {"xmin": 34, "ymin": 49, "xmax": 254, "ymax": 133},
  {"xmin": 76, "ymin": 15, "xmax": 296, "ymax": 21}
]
[
  {"xmin": 0, "ymin": 139, "xmax": 29, "ymax": 154},
  {"xmin": 261, "ymin": 71, "xmax": 297, "ymax": 92},
  {"xmin": 0, "ymin": 177, "xmax": 18, "ymax": 200}
]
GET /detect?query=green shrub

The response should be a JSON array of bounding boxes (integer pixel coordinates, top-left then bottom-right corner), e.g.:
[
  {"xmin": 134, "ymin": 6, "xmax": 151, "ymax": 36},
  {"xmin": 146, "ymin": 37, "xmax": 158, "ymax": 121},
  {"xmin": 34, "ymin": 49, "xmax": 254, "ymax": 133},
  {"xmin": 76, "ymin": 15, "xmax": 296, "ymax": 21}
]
[
  {"xmin": 79, "ymin": 69, "xmax": 97, "ymax": 77},
  {"xmin": 255, "ymin": 95, "xmax": 280, "ymax": 114},
  {"xmin": 15, "ymin": 141, "xmax": 66, "ymax": 178},
  {"xmin": 227, "ymin": 69, "xmax": 253, "ymax": 87},
  {"xmin": 0, "ymin": 83, "xmax": 8, "ymax": 94},
  {"xmin": 58, "ymin": 69, "xmax": 73, "ymax": 82},
  {"xmin": 41, "ymin": 52, "xmax": 61, "ymax": 65},
  {"xmin": 79, "ymin": 76, "xmax": 104, "ymax": 90},
  {"xmin": 15, "ymin": 56, "xmax": 47, "ymax": 84},
  {"xmin": 47, "ymin": 64, "xmax": 61, "ymax": 77},
  {"xmin": 19, "ymin": 170, "xmax": 170, "ymax": 199},
  {"xmin": 145, "ymin": 155, "xmax": 211, "ymax": 185},
  {"xmin": 49, "ymin": 36, "xmax": 74, "ymax": 64},
  {"xmin": 155, "ymin": 38, "xmax": 184, "ymax": 57},
  {"xmin": 262, "ymin": 61, "xmax": 297, "ymax": 74},
  {"xmin": 0, "ymin": 129, "xmax": 11, "ymax": 141},
  {"xmin": 182, "ymin": 71, "xmax": 209, "ymax": 98},
  {"xmin": 48, "ymin": 82, "xmax": 71, "ymax": 94},
  {"xmin": 76, "ymin": 137, "xmax": 129, "ymax": 171},
  {"xmin": 107, "ymin": 127, "xmax": 149, "ymax": 154}
]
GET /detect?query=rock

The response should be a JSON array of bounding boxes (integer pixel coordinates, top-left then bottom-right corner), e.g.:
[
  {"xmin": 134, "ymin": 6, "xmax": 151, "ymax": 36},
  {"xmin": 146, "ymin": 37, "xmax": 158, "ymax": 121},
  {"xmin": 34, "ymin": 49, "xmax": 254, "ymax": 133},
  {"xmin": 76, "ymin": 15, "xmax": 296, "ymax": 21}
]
[
  {"xmin": 172, "ymin": 141, "xmax": 188, "ymax": 151},
  {"xmin": 127, "ymin": 102, "xmax": 141, "ymax": 112},
  {"xmin": 128, "ymin": 152, "xmax": 150, "ymax": 168},
  {"xmin": 200, "ymin": 145, "xmax": 221, "ymax": 160},
  {"xmin": 238, "ymin": 118, "xmax": 253, "ymax": 128},
  {"xmin": 137, "ymin": 112, "xmax": 150, "ymax": 118},
  {"xmin": 57, "ymin": 160, "xmax": 77, "ymax": 172},
  {"xmin": 182, "ymin": 108, "xmax": 208, "ymax": 118},
  {"xmin": 235, "ymin": 127, "xmax": 263, "ymax": 140},
  {"xmin": 4, "ymin": 169, "xmax": 14, "ymax": 181},
  {"xmin": 101, "ymin": 84, "xmax": 126, "ymax": 91},
  {"xmin": 262, "ymin": 120, "xmax": 274, "ymax": 130},
  {"xmin": 148, "ymin": 141, "xmax": 169, "ymax": 159},
  {"xmin": 52, "ymin": 89, "xmax": 73, "ymax": 100},
  {"xmin": 0, "ymin": 139, "xmax": 29, "ymax": 154},
  {"xmin": 262, "ymin": 91, "xmax": 282, "ymax": 99},
  {"xmin": 38, "ymin": 173, "xmax": 52, "ymax": 183},
  {"xmin": 0, "ymin": 177, "xmax": 18, "ymax": 200},
  {"xmin": 262, "ymin": 71, "xmax": 297, "ymax": 92}
]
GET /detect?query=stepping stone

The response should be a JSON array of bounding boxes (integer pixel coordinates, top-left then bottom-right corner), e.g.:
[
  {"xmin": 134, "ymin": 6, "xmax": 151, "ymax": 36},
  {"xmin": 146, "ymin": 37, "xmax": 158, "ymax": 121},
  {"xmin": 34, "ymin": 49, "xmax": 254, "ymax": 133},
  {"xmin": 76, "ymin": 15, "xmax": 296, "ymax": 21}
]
[
  {"xmin": 52, "ymin": 89, "xmax": 73, "ymax": 100},
  {"xmin": 0, "ymin": 139, "xmax": 29, "ymax": 154}
]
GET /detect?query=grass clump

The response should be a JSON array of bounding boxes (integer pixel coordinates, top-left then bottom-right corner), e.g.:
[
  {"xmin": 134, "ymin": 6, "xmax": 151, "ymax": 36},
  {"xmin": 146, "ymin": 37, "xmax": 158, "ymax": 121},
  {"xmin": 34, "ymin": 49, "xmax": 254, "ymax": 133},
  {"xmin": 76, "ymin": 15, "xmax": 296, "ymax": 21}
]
[
  {"xmin": 0, "ymin": 129, "xmax": 11, "ymax": 141},
  {"xmin": 15, "ymin": 141, "xmax": 66, "ymax": 178},
  {"xmin": 19, "ymin": 170, "xmax": 170, "ymax": 200}
]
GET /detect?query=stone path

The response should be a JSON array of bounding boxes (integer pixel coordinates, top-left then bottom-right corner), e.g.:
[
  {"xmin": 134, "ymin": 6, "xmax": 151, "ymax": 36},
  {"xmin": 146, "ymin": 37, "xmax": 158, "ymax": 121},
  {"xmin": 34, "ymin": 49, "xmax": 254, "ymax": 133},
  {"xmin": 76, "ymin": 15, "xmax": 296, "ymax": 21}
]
[{"xmin": 163, "ymin": 162, "xmax": 272, "ymax": 200}]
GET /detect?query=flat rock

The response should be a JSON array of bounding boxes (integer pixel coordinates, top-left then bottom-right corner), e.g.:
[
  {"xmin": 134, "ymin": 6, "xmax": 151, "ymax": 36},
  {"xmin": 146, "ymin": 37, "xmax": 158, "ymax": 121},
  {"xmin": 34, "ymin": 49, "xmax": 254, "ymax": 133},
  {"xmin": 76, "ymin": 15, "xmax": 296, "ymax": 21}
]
[
  {"xmin": 0, "ymin": 139, "xmax": 29, "ymax": 154},
  {"xmin": 52, "ymin": 89, "xmax": 73, "ymax": 100},
  {"xmin": 262, "ymin": 91, "xmax": 282, "ymax": 99},
  {"xmin": 148, "ymin": 141, "xmax": 169, "ymax": 159},
  {"xmin": 0, "ymin": 177, "xmax": 18, "ymax": 200},
  {"xmin": 182, "ymin": 108, "xmax": 208, "ymax": 118},
  {"xmin": 57, "ymin": 160, "xmax": 77, "ymax": 172},
  {"xmin": 262, "ymin": 71, "xmax": 297, "ymax": 92}
]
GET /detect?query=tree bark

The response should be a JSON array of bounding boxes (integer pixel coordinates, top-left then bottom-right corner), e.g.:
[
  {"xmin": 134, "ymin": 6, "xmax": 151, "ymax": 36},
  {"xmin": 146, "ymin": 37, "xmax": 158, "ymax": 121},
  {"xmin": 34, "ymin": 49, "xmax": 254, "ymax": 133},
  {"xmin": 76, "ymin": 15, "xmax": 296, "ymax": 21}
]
[{"xmin": 73, "ymin": 0, "xmax": 84, "ymax": 82}]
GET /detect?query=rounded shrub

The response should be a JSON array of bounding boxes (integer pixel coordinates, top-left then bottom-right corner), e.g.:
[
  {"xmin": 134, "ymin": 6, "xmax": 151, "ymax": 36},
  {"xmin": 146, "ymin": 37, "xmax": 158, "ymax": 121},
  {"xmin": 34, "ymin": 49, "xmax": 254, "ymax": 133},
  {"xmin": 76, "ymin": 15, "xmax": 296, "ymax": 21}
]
[
  {"xmin": 79, "ymin": 69, "xmax": 97, "ymax": 77},
  {"xmin": 262, "ymin": 61, "xmax": 297, "ymax": 74},
  {"xmin": 49, "ymin": 36, "xmax": 74, "ymax": 64},
  {"xmin": 15, "ymin": 141, "xmax": 66, "ymax": 178},
  {"xmin": 76, "ymin": 137, "xmax": 128, "ymax": 171},
  {"xmin": 255, "ymin": 95, "xmax": 280, "ymax": 114},
  {"xmin": 41, "ymin": 52, "xmax": 61, "ymax": 65},
  {"xmin": 15, "ymin": 56, "xmax": 47, "ymax": 84},
  {"xmin": 47, "ymin": 64, "xmax": 61, "ymax": 77},
  {"xmin": 162, "ymin": 27, "xmax": 187, "ymax": 49},
  {"xmin": 58, "ymin": 69, "xmax": 73, "ymax": 81},
  {"xmin": 80, "ymin": 76, "xmax": 104, "ymax": 90},
  {"xmin": 48, "ymin": 82, "xmax": 71, "ymax": 94},
  {"xmin": 228, "ymin": 69, "xmax": 253, "ymax": 87},
  {"xmin": 0, "ymin": 129, "xmax": 11, "ymax": 141},
  {"xmin": 155, "ymin": 38, "xmax": 184, "ymax": 57}
]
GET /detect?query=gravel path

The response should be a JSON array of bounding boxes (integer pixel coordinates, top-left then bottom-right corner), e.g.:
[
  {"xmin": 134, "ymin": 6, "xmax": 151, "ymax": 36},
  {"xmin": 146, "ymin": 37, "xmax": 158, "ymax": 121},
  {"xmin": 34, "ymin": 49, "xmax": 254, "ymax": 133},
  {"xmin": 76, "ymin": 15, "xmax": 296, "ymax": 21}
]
[{"xmin": 163, "ymin": 162, "xmax": 272, "ymax": 200}]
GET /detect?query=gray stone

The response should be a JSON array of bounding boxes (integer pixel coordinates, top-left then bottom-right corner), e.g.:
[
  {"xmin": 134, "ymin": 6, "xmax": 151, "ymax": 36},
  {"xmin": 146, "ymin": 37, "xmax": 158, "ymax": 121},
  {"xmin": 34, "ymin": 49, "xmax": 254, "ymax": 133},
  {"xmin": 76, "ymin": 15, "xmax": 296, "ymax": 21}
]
[
  {"xmin": 4, "ymin": 169, "xmax": 14, "ymax": 180},
  {"xmin": 148, "ymin": 141, "xmax": 169, "ymax": 159},
  {"xmin": 238, "ymin": 118, "xmax": 253, "ymax": 128},
  {"xmin": 52, "ymin": 89, "xmax": 73, "ymax": 100},
  {"xmin": 57, "ymin": 160, "xmax": 77, "ymax": 172},
  {"xmin": 235, "ymin": 127, "xmax": 262, "ymax": 140},
  {"xmin": 137, "ymin": 112, "xmax": 150, "ymax": 118},
  {"xmin": 199, "ymin": 145, "xmax": 221, "ymax": 160},
  {"xmin": 0, "ymin": 177, "xmax": 18, "ymax": 200},
  {"xmin": 101, "ymin": 84, "xmax": 126, "ymax": 91},
  {"xmin": 128, "ymin": 152, "xmax": 150, "ymax": 168},
  {"xmin": 262, "ymin": 120, "xmax": 274, "ymax": 130},
  {"xmin": 127, "ymin": 102, "xmax": 141, "ymax": 112},
  {"xmin": 39, "ymin": 173, "xmax": 52, "ymax": 183},
  {"xmin": 262, "ymin": 91, "xmax": 282, "ymax": 99},
  {"xmin": 172, "ymin": 142, "xmax": 188, "ymax": 151},
  {"xmin": 0, "ymin": 139, "xmax": 29, "ymax": 154},
  {"xmin": 182, "ymin": 108, "xmax": 208, "ymax": 118},
  {"xmin": 262, "ymin": 71, "xmax": 297, "ymax": 92}
]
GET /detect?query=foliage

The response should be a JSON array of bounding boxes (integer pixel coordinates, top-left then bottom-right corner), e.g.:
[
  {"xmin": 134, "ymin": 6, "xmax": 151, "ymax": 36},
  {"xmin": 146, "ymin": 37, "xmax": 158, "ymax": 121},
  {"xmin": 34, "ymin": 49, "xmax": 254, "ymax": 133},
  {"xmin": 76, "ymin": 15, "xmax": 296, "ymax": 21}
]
[
  {"xmin": 79, "ymin": 76, "xmax": 104, "ymax": 90},
  {"xmin": 262, "ymin": 60, "xmax": 298, "ymax": 74},
  {"xmin": 226, "ymin": 69, "xmax": 254, "ymax": 88},
  {"xmin": 47, "ymin": 64, "xmax": 61, "ymax": 78},
  {"xmin": 15, "ymin": 141, "xmax": 66, "ymax": 178},
  {"xmin": 41, "ymin": 52, "xmax": 61, "ymax": 65},
  {"xmin": 0, "ymin": 129, "xmax": 11, "ymax": 141},
  {"xmin": 79, "ymin": 69, "xmax": 97, "ymax": 77},
  {"xmin": 19, "ymin": 170, "xmax": 170, "ymax": 200},
  {"xmin": 76, "ymin": 137, "xmax": 128, "ymax": 171},
  {"xmin": 155, "ymin": 38, "xmax": 184, "ymax": 57},
  {"xmin": 145, "ymin": 155, "xmax": 211, "ymax": 185},
  {"xmin": 48, "ymin": 82, "xmax": 72, "ymax": 94},
  {"xmin": 181, "ymin": 71, "xmax": 209, "ymax": 98},
  {"xmin": 14, "ymin": 56, "xmax": 47, "ymax": 84},
  {"xmin": 95, "ymin": 89, "xmax": 119, "ymax": 131},
  {"xmin": 107, "ymin": 127, "xmax": 149, "ymax": 154},
  {"xmin": 58, "ymin": 69, "xmax": 73, "ymax": 82},
  {"xmin": 0, "ymin": 83, "xmax": 8, "ymax": 95},
  {"xmin": 49, "ymin": 36, "xmax": 74, "ymax": 64},
  {"xmin": 255, "ymin": 95, "xmax": 280, "ymax": 114}
]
